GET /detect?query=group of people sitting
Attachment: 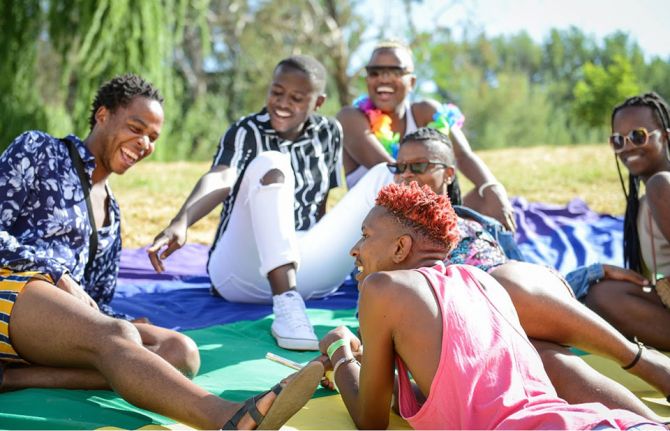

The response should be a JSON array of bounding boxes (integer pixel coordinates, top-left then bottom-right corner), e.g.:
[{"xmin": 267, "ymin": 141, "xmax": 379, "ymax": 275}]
[{"xmin": 0, "ymin": 39, "xmax": 669, "ymax": 429}]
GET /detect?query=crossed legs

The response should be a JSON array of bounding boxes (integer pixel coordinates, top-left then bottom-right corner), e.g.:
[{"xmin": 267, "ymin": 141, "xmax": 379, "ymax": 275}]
[{"xmin": 7, "ymin": 279, "xmax": 301, "ymax": 429}]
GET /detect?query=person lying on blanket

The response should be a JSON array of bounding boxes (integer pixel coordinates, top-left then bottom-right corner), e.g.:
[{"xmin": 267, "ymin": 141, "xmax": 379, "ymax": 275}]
[
  {"xmin": 317, "ymin": 181, "xmax": 664, "ymax": 430},
  {"xmin": 384, "ymin": 127, "xmax": 670, "ymax": 418},
  {"xmin": 0, "ymin": 270, "xmax": 324, "ymax": 429},
  {"xmin": 0, "ymin": 74, "xmax": 199, "ymax": 389},
  {"xmin": 148, "ymin": 55, "xmax": 390, "ymax": 352},
  {"xmin": 566, "ymin": 92, "xmax": 670, "ymax": 356},
  {"xmin": 337, "ymin": 39, "xmax": 515, "ymax": 230}
]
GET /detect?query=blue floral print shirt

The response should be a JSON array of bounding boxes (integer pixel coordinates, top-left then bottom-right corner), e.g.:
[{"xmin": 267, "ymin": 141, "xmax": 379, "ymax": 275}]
[{"xmin": 0, "ymin": 131, "xmax": 125, "ymax": 317}]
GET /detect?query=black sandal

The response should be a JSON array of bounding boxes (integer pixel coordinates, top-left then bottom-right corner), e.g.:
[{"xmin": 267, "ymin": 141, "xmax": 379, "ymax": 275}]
[{"xmin": 222, "ymin": 361, "xmax": 324, "ymax": 430}]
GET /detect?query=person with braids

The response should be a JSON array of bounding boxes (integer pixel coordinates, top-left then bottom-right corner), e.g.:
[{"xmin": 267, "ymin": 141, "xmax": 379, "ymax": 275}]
[
  {"xmin": 386, "ymin": 127, "xmax": 670, "ymax": 417},
  {"xmin": 317, "ymin": 182, "xmax": 663, "ymax": 430},
  {"xmin": 0, "ymin": 74, "xmax": 200, "ymax": 391},
  {"xmin": 337, "ymin": 39, "xmax": 516, "ymax": 231},
  {"xmin": 569, "ymin": 92, "xmax": 670, "ymax": 356}
]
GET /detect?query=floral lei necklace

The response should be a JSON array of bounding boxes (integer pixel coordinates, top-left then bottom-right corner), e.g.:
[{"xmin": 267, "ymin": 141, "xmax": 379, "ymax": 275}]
[{"xmin": 353, "ymin": 95, "xmax": 465, "ymax": 158}]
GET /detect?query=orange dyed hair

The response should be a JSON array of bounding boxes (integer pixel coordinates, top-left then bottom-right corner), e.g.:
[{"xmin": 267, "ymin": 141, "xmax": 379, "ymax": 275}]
[{"xmin": 375, "ymin": 182, "xmax": 459, "ymax": 252}]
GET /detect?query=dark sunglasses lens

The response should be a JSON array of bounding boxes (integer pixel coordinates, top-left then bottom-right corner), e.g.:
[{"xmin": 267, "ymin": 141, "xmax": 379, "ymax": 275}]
[
  {"xmin": 609, "ymin": 135, "xmax": 624, "ymax": 151},
  {"xmin": 409, "ymin": 162, "xmax": 430, "ymax": 173},
  {"xmin": 630, "ymin": 128, "xmax": 648, "ymax": 146},
  {"xmin": 387, "ymin": 163, "xmax": 406, "ymax": 174}
]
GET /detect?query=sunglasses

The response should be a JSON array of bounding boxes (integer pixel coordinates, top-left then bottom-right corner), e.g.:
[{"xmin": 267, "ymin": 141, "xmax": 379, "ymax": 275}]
[
  {"xmin": 609, "ymin": 127, "xmax": 661, "ymax": 153},
  {"xmin": 365, "ymin": 65, "xmax": 412, "ymax": 79},
  {"xmin": 387, "ymin": 161, "xmax": 449, "ymax": 174}
]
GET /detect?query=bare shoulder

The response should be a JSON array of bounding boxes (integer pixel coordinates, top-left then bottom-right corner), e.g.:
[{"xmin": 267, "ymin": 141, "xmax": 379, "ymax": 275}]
[
  {"xmin": 646, "ymin": 171, "xmax": 670, "ymax": 192},
  {"xmin": 337, "ymin": 105, "xmax": 368, "ymax": 125},
  {"xmin": 411, "ymin": 99, "xmax": 440, "ymax": 126},
  {"xmin": 359, "ymin": 270, "xmax": 426, "ymax": 301}
]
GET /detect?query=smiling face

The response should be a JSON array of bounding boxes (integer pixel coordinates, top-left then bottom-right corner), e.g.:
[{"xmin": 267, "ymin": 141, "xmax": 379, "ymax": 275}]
[
  {"xmin": 612, "ymin": 105, "xmax": 670, "ymax": 180},
  {"xmin": 266, "ymin": 65, "xmax": 325, "ymax": 141},
  {"xmin": 365, "ymin": 48, "xmax": 416, "ymax": 113},
  {"xmin": 394, "ymin": 139, "xmax": 455, "ymax": 196},
  {"xmin": 350, "ymin": 205, "xmax": 403, "ymax": 283},
  {"xmin": 93, "ymin": 96, "xmax": 163, "ymax": 177}
]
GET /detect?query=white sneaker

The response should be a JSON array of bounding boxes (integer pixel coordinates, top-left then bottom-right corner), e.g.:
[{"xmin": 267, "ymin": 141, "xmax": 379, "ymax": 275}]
[{"xmin": 271, "ymin": 290, "xmax": 319, "ymax": 351}]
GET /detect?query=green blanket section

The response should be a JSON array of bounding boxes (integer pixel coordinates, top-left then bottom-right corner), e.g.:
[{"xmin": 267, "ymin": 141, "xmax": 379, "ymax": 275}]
[{"xmin": 0, "ymin": 308, "xmax": 360, "ymax": 430}]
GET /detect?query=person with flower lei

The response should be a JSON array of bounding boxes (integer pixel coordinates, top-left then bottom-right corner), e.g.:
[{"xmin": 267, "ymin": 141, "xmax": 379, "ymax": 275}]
[{"xmin": 337, "ymin": 40, "xmax": 516, "ymax": 231}]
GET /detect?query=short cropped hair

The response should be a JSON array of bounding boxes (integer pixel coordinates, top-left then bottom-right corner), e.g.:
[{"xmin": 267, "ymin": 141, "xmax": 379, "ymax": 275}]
[
  {"xmin": 370, "ymin": 39, "xmax": 414, "ymax": 71},
  {"xmin": 375, "ymin": 182, "xmax": 459, "ymax": 252},
  {"xmin": 274, "ymin": 55, "xmax": 327, "ymax": 95},
  {"xmin": 89, "ymin": 74, "xmax": 163, "ymax": 130}
]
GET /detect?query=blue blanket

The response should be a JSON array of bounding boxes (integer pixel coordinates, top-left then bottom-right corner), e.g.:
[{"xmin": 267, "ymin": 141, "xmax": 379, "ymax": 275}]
[{"xmin": 111, "ymin": 198, "xmax": 624, "ymax": 330}]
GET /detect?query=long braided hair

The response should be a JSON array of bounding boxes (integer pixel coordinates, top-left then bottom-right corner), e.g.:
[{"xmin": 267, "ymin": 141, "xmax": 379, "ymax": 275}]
[
  {"xmin": 611, "ymin": 92, "xmax": 670, "ymax": 272},
  {"xmin": 400, "ymin": 127, "xmax": 463, "ymax": 206}
]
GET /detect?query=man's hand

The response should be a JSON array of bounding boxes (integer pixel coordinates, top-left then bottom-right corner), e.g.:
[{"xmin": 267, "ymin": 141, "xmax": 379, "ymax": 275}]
[
  {"xmin": 602, "ymin": 264, "xmax": 650, "ymax": 287},
  {"xmin": 57, "ymin": 273, "xmax": 99, "ymax": 310},
  {"xmin": 147, "ymin": 219, "xmax": 188, "ymax": 273}
]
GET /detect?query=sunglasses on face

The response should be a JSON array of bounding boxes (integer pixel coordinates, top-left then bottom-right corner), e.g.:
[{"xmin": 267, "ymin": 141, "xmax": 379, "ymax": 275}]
[
  {"xmin": 365, "ymin": 65, "xmax": 412, "ymax": 79},
  {"xmin": 609, "ymin": 127, "xmax": 661, "ymax": 153},
  {"xmin": 387, "ymin": 161, "xmax": 449, "ymax": 174}
]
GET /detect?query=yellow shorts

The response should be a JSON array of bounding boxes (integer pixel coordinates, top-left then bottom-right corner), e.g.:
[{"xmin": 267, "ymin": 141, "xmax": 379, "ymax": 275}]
[{"xmin": 0, "ymin": 269, "xmax": 52, "ymax": 362}]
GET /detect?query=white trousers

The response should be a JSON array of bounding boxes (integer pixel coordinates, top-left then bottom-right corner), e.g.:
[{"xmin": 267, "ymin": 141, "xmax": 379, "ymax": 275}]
[{"xmin": 208, "ymin": 151, "xmax": 392, "ymax": 304}]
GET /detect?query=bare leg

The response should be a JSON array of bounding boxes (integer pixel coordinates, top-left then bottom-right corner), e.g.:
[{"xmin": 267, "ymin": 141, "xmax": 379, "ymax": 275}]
[
  {"xmin": 8, "ymin": 280, "xmax": 310, "ymax": 429},
  {"xmin": 135, "ymin": 323, "xmax": 200, "ymax": 377},
  {"xmin": 1, "ymin": 322, "xmax": 200, "ymax": 392},
  {"xmin": 490, "ymin": 261, "xmax": 670, "ymax": 397},
  {"xmin": 532, "ymin": 340, "xmax": 662, "ymax": 422},
  {"xmin": 585, "ymin": 280, "xmax": 670, "ymax": 351}
]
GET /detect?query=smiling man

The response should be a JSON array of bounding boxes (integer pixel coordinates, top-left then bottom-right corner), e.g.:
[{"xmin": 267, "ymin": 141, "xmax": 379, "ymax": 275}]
[
  {"xmin": 0, "ymin": 74, "xmax": 200, "ymax": 390},
  {"xmin": 148, "ymin": 55, "xmax": 349, "ymax": 351},
  {"xmin": 318, "ymin": 182, "xmax": 663, "ymax": 430}
]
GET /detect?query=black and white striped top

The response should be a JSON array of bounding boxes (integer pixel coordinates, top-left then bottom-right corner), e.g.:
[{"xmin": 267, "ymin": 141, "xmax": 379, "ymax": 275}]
[{"xmin": 211, "ymin": 108, "xmax": 343, "ymax": 243}]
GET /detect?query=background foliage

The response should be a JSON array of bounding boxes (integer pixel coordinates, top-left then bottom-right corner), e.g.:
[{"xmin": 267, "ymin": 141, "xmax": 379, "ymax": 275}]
[{"xmin": 2, "ymin": 0, "xmax": 669, "ymax": 158}]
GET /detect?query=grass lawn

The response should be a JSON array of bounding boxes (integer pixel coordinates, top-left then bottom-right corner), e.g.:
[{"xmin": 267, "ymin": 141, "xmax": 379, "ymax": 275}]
[{"xmin": 110, "ymin": 144, "xmax": 627, "ymax": 248}]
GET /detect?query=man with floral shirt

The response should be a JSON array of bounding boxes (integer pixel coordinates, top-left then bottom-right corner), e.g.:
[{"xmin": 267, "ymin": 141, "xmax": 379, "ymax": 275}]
[{"xmin": 0, "ymin": 74, "xmax": 199, "ymax": 390}]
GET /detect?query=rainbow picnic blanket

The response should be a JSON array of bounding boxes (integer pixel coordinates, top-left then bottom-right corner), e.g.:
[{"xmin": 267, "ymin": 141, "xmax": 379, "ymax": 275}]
[{"xmin": 0, "ymin": 198, "xmax": 667, "ymax": 429}]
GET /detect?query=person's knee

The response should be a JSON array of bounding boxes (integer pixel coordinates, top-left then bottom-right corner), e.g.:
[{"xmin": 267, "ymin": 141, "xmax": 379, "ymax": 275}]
[
  {"xmin": 157, "ymin": 333, "xmax": 201, "ymax": 378},
  {"xmin": 260, "ymin": 168, "xmax": 285, "ymax": 185},
  {"xmin": 91, "ymin": 318, "xmax": 143, "ymax": 362}
]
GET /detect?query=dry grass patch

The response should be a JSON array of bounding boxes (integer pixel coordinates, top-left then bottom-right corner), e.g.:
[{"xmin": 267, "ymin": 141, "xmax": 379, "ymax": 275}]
[{"xmin": 110, "ymin": 144, "xmax": 626, "ymax": 248}]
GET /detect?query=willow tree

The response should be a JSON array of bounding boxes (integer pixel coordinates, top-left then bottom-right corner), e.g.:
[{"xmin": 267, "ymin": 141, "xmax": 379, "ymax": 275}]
[
  {"xmin": 0, "ymin": 0, "xmax": 210, "ymax": 158},
  {"xmin": 0, "ymin": 1, "xmax": 47, "ymax": 148}
]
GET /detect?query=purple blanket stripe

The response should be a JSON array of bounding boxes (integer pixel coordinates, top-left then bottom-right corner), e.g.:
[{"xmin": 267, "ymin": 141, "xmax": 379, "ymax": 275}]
[{"xmin": 111, "ymin": 197, "xmax": 623, "ymax": 330}]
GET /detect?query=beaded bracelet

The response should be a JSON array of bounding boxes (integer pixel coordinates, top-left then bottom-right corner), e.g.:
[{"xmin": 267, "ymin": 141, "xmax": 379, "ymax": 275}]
[{"xmin": 332, "ymin": 356, "xmax": 360, "ymax": 377}]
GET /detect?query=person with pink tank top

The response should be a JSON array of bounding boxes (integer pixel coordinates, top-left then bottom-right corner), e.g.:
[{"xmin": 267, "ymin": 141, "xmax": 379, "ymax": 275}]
[{"xmin": 316, "ymin": 182, "xmax": 664, "ymax": 430}]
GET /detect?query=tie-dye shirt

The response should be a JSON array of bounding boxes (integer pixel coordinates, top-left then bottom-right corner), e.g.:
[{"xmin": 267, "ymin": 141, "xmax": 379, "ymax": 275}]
[{"xmin": 0, "ymin": 131, "xmax": 124, "ymax": 317}]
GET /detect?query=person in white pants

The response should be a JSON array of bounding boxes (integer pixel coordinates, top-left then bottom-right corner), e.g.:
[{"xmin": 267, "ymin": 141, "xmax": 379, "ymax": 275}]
[{"xmin": 148, "ymin": 54, "xmax": 392, "ymax": 350}]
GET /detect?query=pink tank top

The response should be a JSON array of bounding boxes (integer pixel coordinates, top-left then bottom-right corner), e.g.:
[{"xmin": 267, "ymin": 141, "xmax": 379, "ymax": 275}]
[{"xmin": 396, "ymin": 263, "xmax": 655, "ymax": 430}]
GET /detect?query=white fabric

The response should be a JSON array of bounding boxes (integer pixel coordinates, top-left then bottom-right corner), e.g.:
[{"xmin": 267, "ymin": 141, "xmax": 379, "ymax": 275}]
[
  {"xmin": 404, "ymin": 100, "xmax": 418, "ymax": 134},
  {"xmin": 638, "ymin": 195, "xmax": 670, "ymax": 278},
  {"xmin": 209, "ymin": 155, "xmax": 393, "ymax": 304}
]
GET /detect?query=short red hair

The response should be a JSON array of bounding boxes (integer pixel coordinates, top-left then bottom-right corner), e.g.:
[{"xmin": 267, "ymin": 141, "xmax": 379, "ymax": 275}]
[{"xmin": 375, "ymin": 182, "xmax": 459, "ymax": 252}]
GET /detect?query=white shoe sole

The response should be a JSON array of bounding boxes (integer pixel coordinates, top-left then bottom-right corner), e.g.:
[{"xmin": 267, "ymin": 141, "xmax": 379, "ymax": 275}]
[{"xmin": 271, "ymin": 327, "xmax": 319, "ymax": 351}]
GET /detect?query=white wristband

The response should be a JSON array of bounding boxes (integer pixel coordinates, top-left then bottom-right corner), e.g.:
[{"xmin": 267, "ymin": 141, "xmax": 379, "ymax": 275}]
[
  {"xmin": 332, "ymin": 356, "xmax": 360, "ymax": 377},
  {"xmin": 478, "ymin": 181, "xmax": 503, "ymax": 198}
]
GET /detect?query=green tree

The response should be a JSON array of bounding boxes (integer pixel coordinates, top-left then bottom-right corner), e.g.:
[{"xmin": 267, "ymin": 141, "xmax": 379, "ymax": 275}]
[{"xmin": 573, "ymin": 55, "xmax": 640, "ymax": 128}]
